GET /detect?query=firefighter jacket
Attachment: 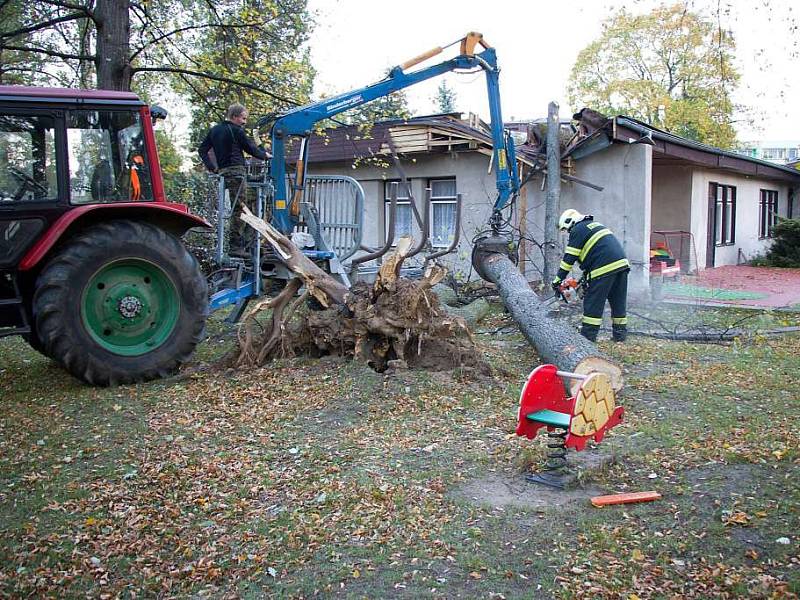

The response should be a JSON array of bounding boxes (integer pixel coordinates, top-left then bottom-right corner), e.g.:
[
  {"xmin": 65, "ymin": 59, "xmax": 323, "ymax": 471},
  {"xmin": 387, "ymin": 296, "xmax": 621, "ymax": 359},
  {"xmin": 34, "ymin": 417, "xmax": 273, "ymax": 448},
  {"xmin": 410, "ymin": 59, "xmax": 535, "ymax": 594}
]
[{"xmin": 553, "ymin": 217, "xmax": 629, "ymax": 284}]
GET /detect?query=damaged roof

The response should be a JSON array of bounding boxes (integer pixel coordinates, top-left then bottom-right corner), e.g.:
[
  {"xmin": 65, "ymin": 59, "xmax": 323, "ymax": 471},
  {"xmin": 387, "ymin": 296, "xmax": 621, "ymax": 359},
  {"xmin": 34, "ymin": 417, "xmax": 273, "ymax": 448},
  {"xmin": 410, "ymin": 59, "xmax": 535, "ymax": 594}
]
[
  {"xmin": 302, "ymin": 113, "xmax": 544, "ymax": 166},
  {"xmin": 300, "ymin": 110, "xmax": 800, "ymax": 185},
  {"xmin": 566, "ymin": 113, "xmax": 800, "ymax": 184}
]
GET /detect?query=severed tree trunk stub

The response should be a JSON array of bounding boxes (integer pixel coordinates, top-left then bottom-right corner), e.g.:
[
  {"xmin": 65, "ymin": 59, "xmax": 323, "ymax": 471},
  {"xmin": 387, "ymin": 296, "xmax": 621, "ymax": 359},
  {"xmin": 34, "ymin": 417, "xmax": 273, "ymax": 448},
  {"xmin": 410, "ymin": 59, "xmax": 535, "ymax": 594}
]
[{"xmin": 478, "ymin": 252, "xmax": 623, "ymax": 391}]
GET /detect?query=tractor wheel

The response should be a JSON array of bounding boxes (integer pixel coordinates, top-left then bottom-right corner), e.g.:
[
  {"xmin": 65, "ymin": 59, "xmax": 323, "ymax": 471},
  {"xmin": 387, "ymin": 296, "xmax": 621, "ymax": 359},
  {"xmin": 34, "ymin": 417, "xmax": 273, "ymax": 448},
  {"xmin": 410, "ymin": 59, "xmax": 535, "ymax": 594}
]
[
  {"xmin": 33, "ymin": 220, "xmax": 208, "ymax": 386},
  {"xmin": 23, "ymin": 329, "xmax": 54, "ymax": 360}
]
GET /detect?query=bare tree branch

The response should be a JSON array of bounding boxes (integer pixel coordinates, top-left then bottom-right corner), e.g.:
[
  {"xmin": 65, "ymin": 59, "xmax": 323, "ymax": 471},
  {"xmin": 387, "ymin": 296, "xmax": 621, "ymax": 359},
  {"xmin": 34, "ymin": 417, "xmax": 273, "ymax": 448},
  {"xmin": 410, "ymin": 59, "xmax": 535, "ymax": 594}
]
[
  {"xmin": 39, "ymin": 0, "xmax": 94, "ymax": 12},
  {"xmin": 131, "ymin": 66, "xmax": 300, "ymax": 105},
  {"xmin": 129, "ymin": 21, "xmax": 265, "ymax": 62},
  {"xmin": 2, "ymin": 44, "xmax": 94, "ymax": 61},
  {"xmin": 0, "ymin": 12, "xmax": 86, "ymax": 40}
]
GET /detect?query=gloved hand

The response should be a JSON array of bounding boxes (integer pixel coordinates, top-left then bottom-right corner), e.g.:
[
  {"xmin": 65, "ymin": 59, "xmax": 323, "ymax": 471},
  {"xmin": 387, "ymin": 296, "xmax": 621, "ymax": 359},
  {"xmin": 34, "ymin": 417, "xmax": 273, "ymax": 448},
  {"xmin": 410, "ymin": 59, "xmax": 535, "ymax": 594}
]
[{"xmin": 551, "ymin": 279, "xmax": 562, "ymax": 297}]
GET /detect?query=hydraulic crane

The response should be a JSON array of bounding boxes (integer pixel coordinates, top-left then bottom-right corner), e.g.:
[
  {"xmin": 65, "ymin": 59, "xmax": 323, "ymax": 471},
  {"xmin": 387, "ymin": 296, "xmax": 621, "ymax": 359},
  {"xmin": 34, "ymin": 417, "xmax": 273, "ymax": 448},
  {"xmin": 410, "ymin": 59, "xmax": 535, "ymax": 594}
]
[{"xmin": 265, "ymin": 32, "xmax": 521, "ymax": 236}]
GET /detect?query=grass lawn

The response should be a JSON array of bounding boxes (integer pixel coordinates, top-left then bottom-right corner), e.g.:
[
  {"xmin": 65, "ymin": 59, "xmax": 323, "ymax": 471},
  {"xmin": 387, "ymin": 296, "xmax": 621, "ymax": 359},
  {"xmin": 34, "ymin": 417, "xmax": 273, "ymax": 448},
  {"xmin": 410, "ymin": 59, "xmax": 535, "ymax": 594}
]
[{"xmin": 1, "ymin": 306, "xmax": 798, "ymax": 598}]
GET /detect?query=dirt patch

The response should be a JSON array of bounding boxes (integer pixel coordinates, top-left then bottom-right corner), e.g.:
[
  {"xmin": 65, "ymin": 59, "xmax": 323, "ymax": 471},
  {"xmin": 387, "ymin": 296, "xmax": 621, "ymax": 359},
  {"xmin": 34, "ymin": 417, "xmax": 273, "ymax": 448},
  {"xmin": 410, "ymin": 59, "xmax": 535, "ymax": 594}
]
[{"xmin": 453, "ymin": 474, "xmax": 604, "ymax": 509}]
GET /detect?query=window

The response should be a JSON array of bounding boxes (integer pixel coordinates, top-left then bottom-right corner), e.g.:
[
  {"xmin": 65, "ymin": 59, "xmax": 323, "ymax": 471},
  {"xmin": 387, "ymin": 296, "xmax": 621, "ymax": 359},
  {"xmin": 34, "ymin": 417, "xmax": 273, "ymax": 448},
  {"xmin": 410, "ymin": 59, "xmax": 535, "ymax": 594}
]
[
  {"xmin": 710, "ymin": 182, "xmax": 736, "ymax": 246},
  {"xmin": 429, "ymin": 178, "xmax": 457, "ymax": 247},
  {"xmin": 384, "ymin": 180, "xmax": 413, "ymax": 243},
  {"xmin": 67, "ymin": 110, "xmax": 152, "ymax": 204},
  {"xmin": 0, "ymin": 113, "xmax": 57, "ymax": 203},
  {"xmin": 759, "ymin": 189, "xmax": 778, "ymax": 239}
]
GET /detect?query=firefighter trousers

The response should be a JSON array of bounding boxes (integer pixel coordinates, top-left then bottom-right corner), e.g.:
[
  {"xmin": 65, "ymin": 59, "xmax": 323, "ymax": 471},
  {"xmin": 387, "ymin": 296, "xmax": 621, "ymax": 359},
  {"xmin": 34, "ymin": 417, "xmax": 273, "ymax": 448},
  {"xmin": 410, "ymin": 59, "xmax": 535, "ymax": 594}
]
[{"xmin": 580, "ymin": 269, "xmax": 628, "ymax": 342}]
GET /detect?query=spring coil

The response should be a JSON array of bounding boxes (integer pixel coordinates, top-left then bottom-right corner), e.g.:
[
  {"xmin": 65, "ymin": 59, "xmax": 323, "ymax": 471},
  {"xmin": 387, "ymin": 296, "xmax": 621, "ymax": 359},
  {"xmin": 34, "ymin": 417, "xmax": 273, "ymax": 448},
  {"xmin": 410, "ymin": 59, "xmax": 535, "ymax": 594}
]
[{"xmin": 543, "ymin": 428, "xmax": 568, "ymax": 472}]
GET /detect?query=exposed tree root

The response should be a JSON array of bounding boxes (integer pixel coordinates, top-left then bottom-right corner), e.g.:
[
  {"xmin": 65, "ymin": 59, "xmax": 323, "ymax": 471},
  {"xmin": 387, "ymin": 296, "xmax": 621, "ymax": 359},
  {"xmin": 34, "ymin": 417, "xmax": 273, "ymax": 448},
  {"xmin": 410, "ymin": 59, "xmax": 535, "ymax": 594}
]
[{"xmin": 235, "ymin": 211, "xmax": 489, "ymax": 374}]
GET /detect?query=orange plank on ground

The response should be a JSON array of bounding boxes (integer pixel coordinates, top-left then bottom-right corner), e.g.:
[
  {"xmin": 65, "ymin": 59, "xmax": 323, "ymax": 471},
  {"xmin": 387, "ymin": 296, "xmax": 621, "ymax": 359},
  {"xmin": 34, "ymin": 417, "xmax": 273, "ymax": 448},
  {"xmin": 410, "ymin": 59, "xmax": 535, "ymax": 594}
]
[{"xmin": 590, "ymin": 491, "xmax": 662, "ymax": 507}]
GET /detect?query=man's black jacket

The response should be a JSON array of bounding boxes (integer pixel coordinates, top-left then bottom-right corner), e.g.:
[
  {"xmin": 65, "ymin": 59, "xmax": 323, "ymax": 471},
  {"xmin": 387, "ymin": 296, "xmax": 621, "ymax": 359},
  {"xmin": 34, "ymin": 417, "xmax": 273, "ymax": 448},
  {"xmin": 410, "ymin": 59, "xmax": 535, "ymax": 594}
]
[{"xmin": 198, "ymin": 120, "xmax": 267, "ymax": 171}]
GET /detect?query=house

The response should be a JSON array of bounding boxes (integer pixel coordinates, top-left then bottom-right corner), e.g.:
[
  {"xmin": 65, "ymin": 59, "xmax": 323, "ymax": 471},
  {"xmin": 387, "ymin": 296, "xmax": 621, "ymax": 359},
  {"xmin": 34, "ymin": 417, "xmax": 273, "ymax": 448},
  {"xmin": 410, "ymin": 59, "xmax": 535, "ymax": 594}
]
[
  {"xmin": 301, "ymin": 112, "xmax": 800, "ymax": 289},
  {"xmin": 738, "ymin": 141, "xmax": 800, "ymax": 165}
]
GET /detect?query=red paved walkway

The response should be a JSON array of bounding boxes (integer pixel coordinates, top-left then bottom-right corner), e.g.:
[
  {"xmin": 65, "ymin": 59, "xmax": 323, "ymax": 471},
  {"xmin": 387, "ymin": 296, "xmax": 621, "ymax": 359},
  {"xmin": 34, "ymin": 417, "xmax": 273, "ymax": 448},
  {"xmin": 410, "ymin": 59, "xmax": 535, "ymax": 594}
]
[{"xmin": 674, "ymin": 266, "xmax": 800, "ymax": 309}]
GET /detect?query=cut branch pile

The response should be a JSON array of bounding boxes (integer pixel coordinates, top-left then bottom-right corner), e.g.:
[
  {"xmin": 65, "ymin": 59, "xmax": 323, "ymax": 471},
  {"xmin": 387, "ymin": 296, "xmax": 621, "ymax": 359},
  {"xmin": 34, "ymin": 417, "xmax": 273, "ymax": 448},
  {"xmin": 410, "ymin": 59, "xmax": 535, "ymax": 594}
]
[{"xmin": 235, "ymin": 208, "xmax": 489, "ymax": 374}]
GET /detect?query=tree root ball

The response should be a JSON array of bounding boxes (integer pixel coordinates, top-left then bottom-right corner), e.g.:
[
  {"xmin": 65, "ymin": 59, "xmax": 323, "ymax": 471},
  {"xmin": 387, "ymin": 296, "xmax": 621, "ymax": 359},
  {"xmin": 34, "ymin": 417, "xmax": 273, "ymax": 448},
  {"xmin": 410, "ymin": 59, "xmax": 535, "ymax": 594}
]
[{"xmin": 237, "ymin": 278, "xmax": 490, "ymax": 375}]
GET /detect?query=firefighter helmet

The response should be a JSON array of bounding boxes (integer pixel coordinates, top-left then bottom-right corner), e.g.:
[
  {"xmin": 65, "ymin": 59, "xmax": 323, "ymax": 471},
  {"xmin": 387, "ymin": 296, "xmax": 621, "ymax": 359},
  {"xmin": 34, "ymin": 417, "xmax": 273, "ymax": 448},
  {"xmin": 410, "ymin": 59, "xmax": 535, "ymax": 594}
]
[{"xmin": 558, "ymin": 209, "xmax": 584, "ymax": 231}]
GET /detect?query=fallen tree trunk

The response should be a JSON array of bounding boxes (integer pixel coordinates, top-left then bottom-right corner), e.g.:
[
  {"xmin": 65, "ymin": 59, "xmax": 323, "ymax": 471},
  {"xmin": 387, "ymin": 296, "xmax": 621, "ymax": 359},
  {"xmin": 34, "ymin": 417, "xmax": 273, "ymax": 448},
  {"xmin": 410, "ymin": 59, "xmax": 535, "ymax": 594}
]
[{"xmin": 477, "ymin": 251, "xmax": 623, "ymax": 391}]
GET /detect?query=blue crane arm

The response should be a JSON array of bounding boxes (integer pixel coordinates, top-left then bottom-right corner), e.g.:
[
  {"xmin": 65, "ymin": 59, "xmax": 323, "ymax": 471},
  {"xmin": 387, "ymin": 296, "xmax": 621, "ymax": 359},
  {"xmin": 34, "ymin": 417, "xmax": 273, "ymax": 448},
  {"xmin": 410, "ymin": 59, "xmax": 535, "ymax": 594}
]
[{"xmin": 268, "ymin": 35, "xmax": 520, "ymax": 234}]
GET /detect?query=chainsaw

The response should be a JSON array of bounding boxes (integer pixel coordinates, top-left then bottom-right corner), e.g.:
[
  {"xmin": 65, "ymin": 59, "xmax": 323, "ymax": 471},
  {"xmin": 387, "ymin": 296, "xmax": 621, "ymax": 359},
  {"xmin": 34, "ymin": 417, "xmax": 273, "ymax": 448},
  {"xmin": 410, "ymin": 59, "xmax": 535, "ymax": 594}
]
[{"xmin": 544, "ymin": 276, "xmax": 584, "ymax": 306}]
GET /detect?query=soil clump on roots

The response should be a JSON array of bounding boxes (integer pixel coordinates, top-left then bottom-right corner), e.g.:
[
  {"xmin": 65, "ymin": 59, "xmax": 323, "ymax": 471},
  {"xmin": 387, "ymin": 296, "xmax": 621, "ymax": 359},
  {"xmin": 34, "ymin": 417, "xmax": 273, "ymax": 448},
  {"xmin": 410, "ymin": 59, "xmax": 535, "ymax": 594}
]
[{"xmin": 233, "ymin": 209, "xmax": 489, "ymax": 375}]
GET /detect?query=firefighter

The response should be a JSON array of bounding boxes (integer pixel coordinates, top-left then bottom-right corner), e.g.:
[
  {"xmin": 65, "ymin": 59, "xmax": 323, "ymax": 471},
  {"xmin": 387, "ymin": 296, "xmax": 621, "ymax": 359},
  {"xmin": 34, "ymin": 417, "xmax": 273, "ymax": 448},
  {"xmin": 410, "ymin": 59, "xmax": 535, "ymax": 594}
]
[{"xmin": 552, "ymin": 209, "xmax": 630, "ymax": 342}]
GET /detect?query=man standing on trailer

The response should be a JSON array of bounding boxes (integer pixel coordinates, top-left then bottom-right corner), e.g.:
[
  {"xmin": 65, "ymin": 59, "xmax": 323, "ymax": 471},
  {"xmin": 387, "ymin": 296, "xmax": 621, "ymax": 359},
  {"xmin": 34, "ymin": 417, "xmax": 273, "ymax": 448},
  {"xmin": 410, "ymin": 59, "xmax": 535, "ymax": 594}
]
[
  {"xmin": 198, "ymin": 103, "xmax": 270, "ymax": 255},
  {"xmin": 551, "ymin": 209, "xmax": 630, "ymax": 342}
]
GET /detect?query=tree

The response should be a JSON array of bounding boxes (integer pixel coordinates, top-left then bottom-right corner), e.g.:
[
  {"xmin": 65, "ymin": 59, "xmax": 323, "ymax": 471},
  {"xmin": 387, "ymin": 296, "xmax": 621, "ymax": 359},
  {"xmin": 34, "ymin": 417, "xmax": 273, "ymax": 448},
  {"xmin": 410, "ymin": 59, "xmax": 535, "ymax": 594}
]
[
  {"xmin": 433, "ymin": 80, "xmax": 457, "ymax": 113},
  {"xmin": 0, "ymin": 1, "xmax": 313, "ymax": 113},
  {"xmin": 338, "ymin": 90, "xmax": 412, "ymax": 128},
  {"xmin": 178, "ymin": 0, "xmax": 315, "ymax": 144},
  {"xmin": 568, "ymin": 3, "xmax": 740, "ymax": 149}
]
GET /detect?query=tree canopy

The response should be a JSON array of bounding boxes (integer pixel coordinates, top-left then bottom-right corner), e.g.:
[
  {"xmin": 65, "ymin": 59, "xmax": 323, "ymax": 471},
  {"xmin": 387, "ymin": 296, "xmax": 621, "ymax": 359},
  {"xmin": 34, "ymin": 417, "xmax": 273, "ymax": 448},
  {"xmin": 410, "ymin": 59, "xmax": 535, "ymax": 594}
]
[
  {"xmin": 567, "ymin": 3, "xmax": 740, "ymax": 149},
  {"xmin": 0, "ymin": 0, "xmax": 315, "ymax": 142}
]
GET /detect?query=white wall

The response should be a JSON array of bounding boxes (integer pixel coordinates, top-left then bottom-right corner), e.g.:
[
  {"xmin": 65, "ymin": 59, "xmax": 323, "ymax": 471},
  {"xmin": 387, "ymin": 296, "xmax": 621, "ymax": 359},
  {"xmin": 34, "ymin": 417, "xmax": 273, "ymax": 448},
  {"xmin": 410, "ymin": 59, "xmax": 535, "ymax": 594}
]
[
  {"xmin": 689, "ymin": 170, "xmax": 791, "ymax": 268},
  {"xmin": 651, "ymin": 166, "xmax": 692, "ymax": 232},
  {"xmin": 312, "ymin": 144, "xmax": 654, "ymax": 289},
  {"xmin": 523, "ymin": 143, "xmax": 652, "ymax": 291},
  {"xmin": 311, "ymin": 153, "xmax": 499, "ymax": 279}
]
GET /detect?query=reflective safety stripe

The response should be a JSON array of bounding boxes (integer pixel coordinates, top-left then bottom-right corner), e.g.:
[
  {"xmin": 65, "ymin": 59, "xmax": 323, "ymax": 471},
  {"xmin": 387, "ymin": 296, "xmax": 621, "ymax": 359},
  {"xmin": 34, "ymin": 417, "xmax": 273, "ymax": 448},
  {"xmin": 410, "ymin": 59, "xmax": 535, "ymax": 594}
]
[
  {"xmin": 582, "ymin": 315, "xmax": 602, "ymax": 326},
  {"xmin": 590, "ymin": 258, "xmax": 630, "ymax": 279},
  {"xmin": 612, "ymin": 317, "xmax": 628, "ymax": 325},
  {"xmin": 552, "ymin": 277, "xmax": 561, "ymax": 285},
  {"xmin": 587, "ymin": 222, "xmax": 602, "ymax": 229},
  {"xmin": 579, "ymin": 229, "xmax": 611, "ymax": 261},
  {"xmin": 559, "ymin": 260, "xmax": 572, "ymax": 271},
  {"xmin": 565, "ymin": 246, "xmax": 581, "ymax": 256}
]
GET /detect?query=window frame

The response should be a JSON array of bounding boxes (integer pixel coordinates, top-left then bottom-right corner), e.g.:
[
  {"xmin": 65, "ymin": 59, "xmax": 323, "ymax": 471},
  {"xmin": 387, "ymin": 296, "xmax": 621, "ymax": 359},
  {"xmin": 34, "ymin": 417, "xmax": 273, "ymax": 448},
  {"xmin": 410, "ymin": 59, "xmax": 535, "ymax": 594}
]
[
  {"xmin": 710, "ymin": 182, "xmax": 736, "ymax": 247},
  {"xmin": 65, "ymin": 108, "xmax": 153, "ymax": 205},
  {"xmin": 383, "ymin": 179, "xmax": 413, "ymax": 245},
  {"xmin": 428, "ymin": 177, "xmax": 458, "ymax": 248},
  {"xmin": 0, "ymin": 108, "xmax": 65, "ymax": 207},
  {"xmin": 758, "ymin": 189, "xmax": 778, "ymax": 239}
]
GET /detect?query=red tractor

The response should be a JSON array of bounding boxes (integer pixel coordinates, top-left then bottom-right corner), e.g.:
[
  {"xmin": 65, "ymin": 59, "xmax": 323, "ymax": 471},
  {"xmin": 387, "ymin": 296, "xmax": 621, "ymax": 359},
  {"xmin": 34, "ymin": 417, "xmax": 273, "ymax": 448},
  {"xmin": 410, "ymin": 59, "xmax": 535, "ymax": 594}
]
[{"xmin": 0, "ymin": 86, "xmax": 209, "ymax": 386}]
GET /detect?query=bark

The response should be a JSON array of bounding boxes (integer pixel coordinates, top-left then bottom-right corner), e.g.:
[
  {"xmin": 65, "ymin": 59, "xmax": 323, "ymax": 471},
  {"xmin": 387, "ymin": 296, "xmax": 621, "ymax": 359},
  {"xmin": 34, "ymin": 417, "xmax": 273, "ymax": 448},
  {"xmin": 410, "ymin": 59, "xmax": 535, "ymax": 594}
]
[
  {"xmin": 239, "ymin": 205, "xmax": 348, "ymax": 307},
  {"xmin": 94, "ymin": 0, "xmax": 131, "ymax": 90},
  {"xmin": 478, "ymin": 252, "xmax": 623, "ymax": 391}
]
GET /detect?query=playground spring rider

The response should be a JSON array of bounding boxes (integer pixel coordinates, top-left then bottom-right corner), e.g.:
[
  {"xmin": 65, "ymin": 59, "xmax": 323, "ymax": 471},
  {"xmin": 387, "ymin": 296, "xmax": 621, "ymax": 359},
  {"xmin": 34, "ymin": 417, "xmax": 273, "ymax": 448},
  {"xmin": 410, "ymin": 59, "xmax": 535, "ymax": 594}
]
[{"xmin": 516, "ymin": 365, "xmax": 624, "ymax": 489}]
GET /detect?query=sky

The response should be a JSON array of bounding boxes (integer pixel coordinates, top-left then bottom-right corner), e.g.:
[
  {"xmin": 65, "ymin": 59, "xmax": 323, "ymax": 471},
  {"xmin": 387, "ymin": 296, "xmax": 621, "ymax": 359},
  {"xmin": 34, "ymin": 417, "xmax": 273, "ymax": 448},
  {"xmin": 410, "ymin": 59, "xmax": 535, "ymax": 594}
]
[{"xmin": 305, "ymin": 0, "xmax": 799, "ymax": 144}]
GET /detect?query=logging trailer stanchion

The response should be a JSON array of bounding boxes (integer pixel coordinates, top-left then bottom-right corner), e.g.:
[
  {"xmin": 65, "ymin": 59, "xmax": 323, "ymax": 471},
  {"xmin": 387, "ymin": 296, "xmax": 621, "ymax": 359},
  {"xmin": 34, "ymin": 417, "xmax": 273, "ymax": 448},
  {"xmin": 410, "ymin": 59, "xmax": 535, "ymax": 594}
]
[{"xmin": 516, "ymin": 364, "xmax": 625, "ymax": 489}]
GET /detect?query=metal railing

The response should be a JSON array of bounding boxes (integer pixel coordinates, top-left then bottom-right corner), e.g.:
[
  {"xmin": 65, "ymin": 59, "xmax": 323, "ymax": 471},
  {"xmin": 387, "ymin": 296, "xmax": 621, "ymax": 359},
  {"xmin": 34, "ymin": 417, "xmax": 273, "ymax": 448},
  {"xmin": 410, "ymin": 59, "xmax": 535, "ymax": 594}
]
[{"xmin": 296, "ymin": 175, "xmax": 364, "ymax": 261}]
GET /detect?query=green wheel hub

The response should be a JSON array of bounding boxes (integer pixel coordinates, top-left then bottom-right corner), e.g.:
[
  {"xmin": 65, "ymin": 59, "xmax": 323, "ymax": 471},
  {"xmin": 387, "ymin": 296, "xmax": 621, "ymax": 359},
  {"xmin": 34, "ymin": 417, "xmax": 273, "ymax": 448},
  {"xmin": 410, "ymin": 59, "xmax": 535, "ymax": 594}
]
[{"xmin": 81, "ymin": 259, "xmax": 180, "ymax": 356}]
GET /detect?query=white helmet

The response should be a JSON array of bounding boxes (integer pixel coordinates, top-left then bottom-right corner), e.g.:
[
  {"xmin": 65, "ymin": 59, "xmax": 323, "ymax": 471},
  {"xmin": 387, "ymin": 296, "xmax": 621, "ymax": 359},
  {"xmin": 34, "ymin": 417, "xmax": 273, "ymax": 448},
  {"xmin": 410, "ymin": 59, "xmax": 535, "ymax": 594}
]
[{"xmin": 558, "ymin": 208, "xmax": 584, "ymax": 231}]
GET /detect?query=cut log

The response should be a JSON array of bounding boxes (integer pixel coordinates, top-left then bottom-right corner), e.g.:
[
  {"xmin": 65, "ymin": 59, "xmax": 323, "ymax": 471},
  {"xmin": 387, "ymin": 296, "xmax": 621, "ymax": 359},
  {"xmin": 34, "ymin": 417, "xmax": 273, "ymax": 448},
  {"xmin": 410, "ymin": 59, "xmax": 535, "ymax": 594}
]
[{"xmin": 476, "ymin": 251, "xmax": 623, "ymax": 391}]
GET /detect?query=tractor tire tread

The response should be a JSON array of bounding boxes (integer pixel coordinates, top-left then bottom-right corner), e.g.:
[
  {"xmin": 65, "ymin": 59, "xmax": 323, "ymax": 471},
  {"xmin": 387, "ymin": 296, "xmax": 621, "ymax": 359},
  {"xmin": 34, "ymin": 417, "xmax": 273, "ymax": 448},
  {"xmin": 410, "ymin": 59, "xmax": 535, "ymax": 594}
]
[{"xmin": 33, "ymin": 220, "xmax": 208, "ymax": 386}]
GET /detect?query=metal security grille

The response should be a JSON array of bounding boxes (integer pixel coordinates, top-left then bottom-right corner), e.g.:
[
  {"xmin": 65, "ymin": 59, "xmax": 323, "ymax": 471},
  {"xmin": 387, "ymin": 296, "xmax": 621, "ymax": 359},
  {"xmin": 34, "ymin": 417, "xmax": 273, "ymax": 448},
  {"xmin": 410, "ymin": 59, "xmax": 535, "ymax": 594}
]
[{"xmin": 298, "ymin": 175, "xmax": 364, "ymax": 261}]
